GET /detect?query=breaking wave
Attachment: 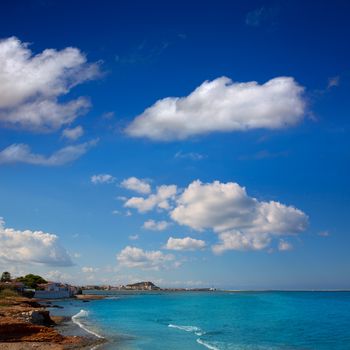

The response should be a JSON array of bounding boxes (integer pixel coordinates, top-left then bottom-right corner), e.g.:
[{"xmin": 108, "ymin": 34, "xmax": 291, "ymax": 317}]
[
  {"xmin": 168, "ymin": 323, "xmax": 204, "ymax": 336},
  {"xmin": 168, "ymin": 323, "xmax": 222, "ymax": 349},
  {"xmin": 196, "ymin": 338, "xmax": 220, "ymax": 350},
  {"xmin": 72, "ymin": 309, "xmax": 104, "ymax": 339}
]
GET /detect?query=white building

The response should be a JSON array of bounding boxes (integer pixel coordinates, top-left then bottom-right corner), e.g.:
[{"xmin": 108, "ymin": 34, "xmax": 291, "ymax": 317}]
[{"xmin": 34, "ymin": 282, "xmax": 76, "ymax": 299}]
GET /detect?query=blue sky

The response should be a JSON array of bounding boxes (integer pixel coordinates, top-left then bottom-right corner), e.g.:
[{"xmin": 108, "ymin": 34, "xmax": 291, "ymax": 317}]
[{"xmin": 0, "ymin": 0, "xmax": 349, "ymax": 289}]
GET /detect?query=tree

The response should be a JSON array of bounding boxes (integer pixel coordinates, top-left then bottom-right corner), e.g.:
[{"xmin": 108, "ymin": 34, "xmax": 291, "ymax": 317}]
[
  {"xmin": 16, "ymin": 274, "xmax": 47, "ymax": 289},
  {"xmin": 1, "ymin": 271, "xmax": 11, "ymax": 282}
]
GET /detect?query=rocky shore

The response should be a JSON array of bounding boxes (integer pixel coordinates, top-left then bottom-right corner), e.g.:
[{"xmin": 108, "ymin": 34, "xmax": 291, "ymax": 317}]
[{"xmin": 0, "ymin": 296, "xmax": 105, "ymax": 349}]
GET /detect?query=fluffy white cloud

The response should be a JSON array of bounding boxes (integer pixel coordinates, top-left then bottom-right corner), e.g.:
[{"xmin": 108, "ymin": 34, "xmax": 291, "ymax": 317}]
[
  {"xmin": 278, "ymin": 240, "xmax": 293, "ymax": 251},
  {"xmin": 116, "ymin": 246, "xmax": 174, "ymax": 270},
  {"xmin": 121, "ymin": 177, "xmax": 151, "ymax": 194},
  {"xmin": 0, "ymin": 140, "xmax": 97, "ymax": 166},
  {"xmin": 120, "ymin": 178, "xmax": 308, "ymax": 253},
  {"xmin": 170, "ymin": 180, "xmax": 308, "ymax": 252},
  {"xmin": 62, "ymin": 125, "xmax": 84, "ymax": 140},
  {"xmin": 212, "ymin": 231, "xmax": 271, "ymax": 254},
  {"xmin": 1, "ymin": 98, "xmax": 90, "ymax": 132},
  {"xmin": 0, "ymin": 218, "xmax": 73, "ymax": 266},
  {"xmin": 0, "ymin": 37, "xmax": 100, "ymax": 131},
  {"xmin": 126, "ymin": 76, "xmax": 306, "ymax": 141},
  {"xmin": 143, "ymin": 219, "xmax": 170, "ymax": 231},
  {"xmin": 91, "ymin": 173, "xmax": 115, "ymax": 184},
  {"xmin": 124, "ymin": 184, "xmax": 177, "ymax": 213},
  {"xmin": 165, "ymin": 237, "xmax": 206, "ymax": 251}
]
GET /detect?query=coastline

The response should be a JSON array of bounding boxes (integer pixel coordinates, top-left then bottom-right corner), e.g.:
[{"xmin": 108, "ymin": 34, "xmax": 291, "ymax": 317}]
[
  {"xmin": 0, "ymin": 296, "xmax": 107, "ymax": 350},
  {"xmin": 75, "ymin": 295, "xmax": 107, "ymax": 301},
  {"xmin": 4, "ymin": 290, "xmax": 348, "ymax": 350}
]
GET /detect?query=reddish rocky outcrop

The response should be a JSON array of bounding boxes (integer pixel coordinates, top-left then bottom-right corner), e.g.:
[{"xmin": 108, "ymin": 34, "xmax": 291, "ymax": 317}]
[{"xmin": 0, "ymin": 297, "xmax": 91, "ymax": 348}]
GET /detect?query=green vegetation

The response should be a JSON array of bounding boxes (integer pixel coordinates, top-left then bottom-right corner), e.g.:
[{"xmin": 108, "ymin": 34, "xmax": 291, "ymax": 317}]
[
  {"xmin": 16, "ymin": 274, "xmax": 47, "ymax": 289},
  {"xmin": 1, "ymin": 271, "xmax": 11, "ymax": 282},
  {"xmin": 0, "ymin": 288, "xmax": 19, "ymax": 298}
]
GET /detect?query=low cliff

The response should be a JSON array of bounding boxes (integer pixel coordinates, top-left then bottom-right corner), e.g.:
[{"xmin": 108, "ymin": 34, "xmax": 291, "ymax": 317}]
[{"xmin": 0, "ymin": 297, "xmax": 82, "ymax": 347}]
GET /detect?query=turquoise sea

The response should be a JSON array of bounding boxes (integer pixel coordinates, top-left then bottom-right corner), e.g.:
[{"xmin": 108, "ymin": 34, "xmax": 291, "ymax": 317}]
[{"xmin": 51, "ymin": 291, "xmax": 350, "ymax": 350}]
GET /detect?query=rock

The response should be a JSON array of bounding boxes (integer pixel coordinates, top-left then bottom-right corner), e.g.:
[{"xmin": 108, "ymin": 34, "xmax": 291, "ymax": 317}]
[
  {"xmin": 0, "ymin": 316, "xmax": 63, "ymax": 342},
  {"xmin": 21, "ymin": 310, "xmax": 54, "ymax": 325}
]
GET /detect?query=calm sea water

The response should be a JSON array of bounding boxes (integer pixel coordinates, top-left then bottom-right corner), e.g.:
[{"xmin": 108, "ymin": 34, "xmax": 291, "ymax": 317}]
[{"xmin": 51, "ymin": 291, "xmax": 350, "ymax": 350}]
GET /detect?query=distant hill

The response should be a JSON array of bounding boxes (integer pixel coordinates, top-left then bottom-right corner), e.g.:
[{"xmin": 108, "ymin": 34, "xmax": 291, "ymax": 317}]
[{"xmin": 125, "ymin": 281, "xmax": 160, "ymax": 290}]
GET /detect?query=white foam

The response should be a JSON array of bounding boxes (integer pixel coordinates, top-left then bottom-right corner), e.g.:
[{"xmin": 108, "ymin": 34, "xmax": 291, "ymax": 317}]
[
  {"xmin": 168, "ymin": 323, "xmax": 205, "ymax": 335},
  {"xmin": 73, "ymin": 309, "xmax": 89, "ymax": 318},
  {"xmin": 72, "ymin": 309, "xmax": 104, "ymax": 339},
  {"xmin": 168, "ymin": 324, "xmax": 210, "ymax": 343},
  {"xmin": 196, "ymin": 338, "xmax": 220, "ymax": 350},
  {"xmin": 90, "ymin": 345, "xmax": 102, "ymax": 350},
  {"xmin": 168, "ymin": 323, "xmax": 202, "ymax": 333}
]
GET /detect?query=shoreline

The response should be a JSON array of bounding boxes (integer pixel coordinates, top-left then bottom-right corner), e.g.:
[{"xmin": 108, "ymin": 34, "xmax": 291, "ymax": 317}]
[
  {"xmin": 0, "ymin": 296, "xmax": 107, "ymax": 350},
  {"xmin": 74, "ymin": 295, "xmax": 107, "ymax": 301}
]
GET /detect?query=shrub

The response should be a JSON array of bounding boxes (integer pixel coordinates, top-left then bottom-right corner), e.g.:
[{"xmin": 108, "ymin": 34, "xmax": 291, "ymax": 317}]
[
  {"xmin": 16, "ymin": 274, "xmax": 47, "ymax": 289},
  {"xmin": 0, "ymin": 288, "xmax": 19, "ymax": 298}
]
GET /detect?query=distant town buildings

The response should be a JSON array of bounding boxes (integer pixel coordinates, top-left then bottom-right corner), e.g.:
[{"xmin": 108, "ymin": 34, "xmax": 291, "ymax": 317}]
[{"xmin": 1, "ymin": 271, "xmax": 216, "ymax": 297}]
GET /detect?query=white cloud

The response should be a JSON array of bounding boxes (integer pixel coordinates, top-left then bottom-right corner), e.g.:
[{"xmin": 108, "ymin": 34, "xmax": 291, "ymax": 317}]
[
  {"xmin": 170, "ymin": 180, "xmax": 308, "ymax": 252},
  {"xmin": 124, "ymin": 184, "xmax": 177, "ymax": 213},
  {"xmin": 165, "ymin": 237, "xmax": 206, "ymax": 251},
  {"xmin": 1, "ymin": 98, "xmax": 90, "ymax": 132},
  {"xmin": 212, "ymin": 231, "xmax": 271, "ymax": 254},
  {"xmin": 126, "ymin": 76, "xmax": 306, "ymax": 141},
  {"xmin": 175, "ymin": 151, "xmax": 205, "ymax": 160},
  {"xmin": 278, "ymin": 240, "xmax": 293, "ymax": 251},
  {"xmin": 45, "ymin": 270, "xmax": 73, "ymax": 283},
  {"xmin": 143, "ymin": 219, "xmax": 171, "ymax": 231},
  {"xmin": 116, "ymin": 246, "xmax": 174, "ymax": 270},
  {"xmin": 120, "ymin": 178, "xmax": 308, "ymax": 253},
  {"xmin": 91, "ymin": 173, "xmax": 115, "ymax": 184},
  {"xmin": 62, "ymin": 125, "xmax": 84, "ymax": 140},
  {"xmin": 0, "ymin": 37, "xmax": 100, "ymax": 131},
  {"xmin": 82, "ymin": 266, "xmax": 99, "ymax": 273},
  {"xmin": 121, "ymin": 177, "xmax": 151, "ymax": 194},
  {"xmin": 0, "ymin": 217, "xmax": 73, "ymax": 266},
  {"xmin": 129, "ymin": 234, "xmax": 139, "ymax": 240},
  {"xmin": 0, "ymin": 139, "xmax": 97, "ymax": 166}
]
